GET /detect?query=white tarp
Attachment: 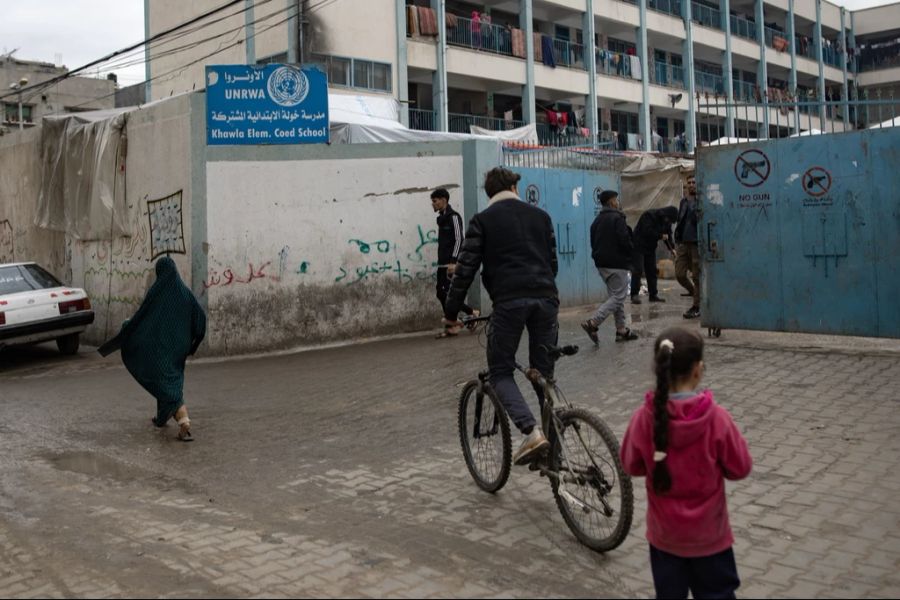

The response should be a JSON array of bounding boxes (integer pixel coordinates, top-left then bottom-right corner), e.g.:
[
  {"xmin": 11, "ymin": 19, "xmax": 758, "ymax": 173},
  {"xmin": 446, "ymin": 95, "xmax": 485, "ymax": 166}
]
[
  {"xmin": 619, "ymin": 154, "xmax": 694, "ymax": 225},
  {"xmin": 705, "ymin": 137, "xmax": 759, "ymax": 146},
  {"xmin": 869, "ymin": 117, "xmax": 900, "ymax": 129},
  {"xmin": 789, "ymin": 128, "xmax": 824, "ymax": 137},
  {"xmin": 469, "ymin": 123, "xmax": 539, "ymax": 145}
]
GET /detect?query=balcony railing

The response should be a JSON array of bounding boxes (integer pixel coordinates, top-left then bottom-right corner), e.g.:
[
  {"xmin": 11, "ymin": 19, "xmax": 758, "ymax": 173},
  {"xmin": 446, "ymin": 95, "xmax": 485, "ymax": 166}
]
[
  {"xmin": 795, "ymin": 36, "xmax": 816, "ymax": 60},
  {"xmin": 859, "ymin": 53, "xmax": 900, "ymax": 72},
  {"xmin": 654, "ymin": 61, "xmax": 685, "ymax": 88},
  {"xmin": 822, "ymin": 45, "xmax": 842, "ymax": 68},
  {"xmin": 648, "ymin": 0, "xmax": 682, "ymax": 17},
  {"xmin": 552, "ymin": 38, "xmax": 586, "ymax": 69},
  {"xmin": 597, "ymin": 49, "xmax": 640, "ymax": 80},
  {"xmin": 696, "ymin": 71, "xmax": 725, "ymax": 95},
  {"xmin": 730, "ymin": 15, "xmax": 757, "ymax": 41},
  {"xmin": 446, "ymin": 15, "xmax": 513, "ymax": 57},
  {"xmin": 409, "ymin": 108, "xmax": 526, "ymax": 134},
  {"xmin": 692, "ymin": 2, "xmax": 722, "ymax": 30},
  {"xmin": 733, "ymin": 80, "xmax": 757, "ymax": 102},
  {"xmin": 765, "ymin": 26, "xmax": 790, "ymax": 51}
]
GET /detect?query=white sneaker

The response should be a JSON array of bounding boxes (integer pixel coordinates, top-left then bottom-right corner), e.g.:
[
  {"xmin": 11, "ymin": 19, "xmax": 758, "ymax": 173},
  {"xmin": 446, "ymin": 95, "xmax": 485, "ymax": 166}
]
[{"xmin": 513, "ymin": 429, "xmax": 549, "ymax": 465}]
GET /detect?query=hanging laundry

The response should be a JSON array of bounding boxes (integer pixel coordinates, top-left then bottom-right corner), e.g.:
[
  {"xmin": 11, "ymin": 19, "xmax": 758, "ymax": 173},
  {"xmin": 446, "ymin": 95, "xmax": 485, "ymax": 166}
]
[
  {"xmin": 773, "ymin": 36, "xmax": 789, "ymax": 52},
  {"xmin": 511, "ymin": 28, "xmax": 526, "ymax": 58},
  {"xmin": 541, "ymin": 35, "xmax": 556, "ymax": 68},
  {"xmin": 630, "ymin": 55, "xmax": 642, "ymax": 80},
  {"xmin": 446, "ymin": 13, "xmax": 458, "ymax": 28},
  {"xmin": 406, "ymin": 6, "xmax": 419, "ymax": 37},
  {"xmin": 533, "ymin": 33, "xmax": 543, "ymax": 62},
  {"xmin": 417, "ymin": 6, "xmax": 438, "ymax": 36}
]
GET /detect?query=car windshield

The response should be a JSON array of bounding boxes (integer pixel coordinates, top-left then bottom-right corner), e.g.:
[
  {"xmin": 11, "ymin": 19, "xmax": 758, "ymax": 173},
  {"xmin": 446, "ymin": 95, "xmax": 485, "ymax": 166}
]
[{"xmin": 0, "ymin": 265, "xmax": 64, "ymax": 294}]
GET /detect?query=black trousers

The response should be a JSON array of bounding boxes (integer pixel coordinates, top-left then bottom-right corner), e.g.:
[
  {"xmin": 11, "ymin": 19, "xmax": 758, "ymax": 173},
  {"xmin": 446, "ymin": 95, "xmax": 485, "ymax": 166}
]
[
  {"xmin": 649, "ymin": 545, "xmax": 740, "ymax": 600},
  {"xmin": 630, "ymin": 249, "xmax": 659, "ymax": 298},
  {"xmin": 436, "ymin": 268, "xmax": 473, "ymax": 317}
]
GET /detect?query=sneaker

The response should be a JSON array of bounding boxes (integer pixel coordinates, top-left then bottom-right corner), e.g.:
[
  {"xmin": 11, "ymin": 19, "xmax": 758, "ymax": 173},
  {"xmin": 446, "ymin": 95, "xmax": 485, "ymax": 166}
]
[
  {"xmin": 683, "ymin": 306, "xmax": 701, "ymax": 319},
  {"xmin": 649, "ymin": 296, "xmax": 666, "ymax": 303},
  {"xmin": 513, "ymin": 429, "xmax": 550, "ymax": 465},
  {"xmin": 615, "ymin": 328, "xmax": 639, "ymax": 342},
  {"xmin": 580, "ymin": 320, "xmax": 599, "ymax": 345},
  {"xmin": 630, "ymin": 295, "xmax": 642, "ymax": 304}
]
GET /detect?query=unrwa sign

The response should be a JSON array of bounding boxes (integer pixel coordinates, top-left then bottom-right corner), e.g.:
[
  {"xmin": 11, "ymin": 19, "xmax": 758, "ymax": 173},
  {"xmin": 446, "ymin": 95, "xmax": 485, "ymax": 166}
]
[{"xmin": 206, "ymin": 64, "xmax": 329, "ymax": 145}]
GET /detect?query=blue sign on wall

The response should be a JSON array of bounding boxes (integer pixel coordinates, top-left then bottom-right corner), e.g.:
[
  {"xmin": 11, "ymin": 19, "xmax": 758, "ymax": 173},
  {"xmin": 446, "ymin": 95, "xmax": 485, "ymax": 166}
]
[{"xmin": 206, "ymin": 64, "xmax": 328, "ymax": 145}]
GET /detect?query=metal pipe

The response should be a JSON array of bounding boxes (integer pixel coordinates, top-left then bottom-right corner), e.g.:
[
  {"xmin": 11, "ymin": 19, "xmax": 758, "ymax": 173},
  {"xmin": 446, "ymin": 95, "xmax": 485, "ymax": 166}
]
[
  {"xmin": 521, "ymin": 0, "xmax": 536, "ymax": 124},
  {"xmin": 815, "ymin": 0, "xmax": 826, "ymax": 131},
  {"xmin": 722, "ymin": 0, "xmax": 734, "ymax": 137},
  {"xmin": 684, "ymin": 0, "xmax": 697, "ymax": 152},
  {"xmin": 788, "ymin": 0, "xmax": 798, "ymax": 134},
  {"xmin": 584, "ymin": 0, "xmax": 599, "ymax": 148},
  {"xmin": 756, "ymin": 0, "xmax": 768, "ymax": 138},
  {"xmin": 638, "ymin": 0, "xmax": 652, "ymax": 152}
]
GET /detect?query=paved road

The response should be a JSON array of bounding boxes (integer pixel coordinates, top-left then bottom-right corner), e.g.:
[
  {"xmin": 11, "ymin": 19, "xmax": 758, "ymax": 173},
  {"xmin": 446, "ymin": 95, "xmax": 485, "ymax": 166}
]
[{"xmin": 1, "ymin": 291, "xmax": 899, "ymax": 598}]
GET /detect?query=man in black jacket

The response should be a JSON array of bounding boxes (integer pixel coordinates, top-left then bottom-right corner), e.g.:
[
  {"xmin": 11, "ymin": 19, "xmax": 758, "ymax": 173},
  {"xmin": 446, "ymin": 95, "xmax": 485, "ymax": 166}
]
[
  {"xmin": 581, "ymin": 190, "xmax": 639, "ymax": 344},
  {"xmin": 431, "ymin": 188, "xmax": 475, "ymax": 336},
  {"xmin": 630, "ymin": 206, "xmax": 678, "ymax": 304},
  {"xmin": 674, "ymin": 174, "xmax": 701, "ymax": 319},
  {"xmin": 444, "ymin": 167, "xmax": 559, "ymax": 466}
]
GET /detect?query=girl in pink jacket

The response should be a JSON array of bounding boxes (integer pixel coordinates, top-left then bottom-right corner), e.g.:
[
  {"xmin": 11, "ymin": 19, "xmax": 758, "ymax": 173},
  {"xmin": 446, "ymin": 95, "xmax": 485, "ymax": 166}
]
[{"xmin": 621, "ymin": 327, "xmax": 752, "ymax": 599}]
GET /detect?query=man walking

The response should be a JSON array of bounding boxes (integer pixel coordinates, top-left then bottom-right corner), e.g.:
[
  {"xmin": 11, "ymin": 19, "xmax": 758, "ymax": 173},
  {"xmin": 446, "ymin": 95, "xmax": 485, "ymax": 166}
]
[
  {"xmin": 431, "ymin": 188, "xmax": 475, "ymax": 337},
  {"xmin": 581, "ymin": 190, "xmax": 639, "ymax": 344},
  {"xmin": 443, "ymin": 167, "xmax": 559, "ymax": 465},
  {"xmin": 674, "ymin": 174, "xmax": 701, "ymax": 319},
  {"xmin": 630, "ymin": 206, "xmax": 678, "ymax": 304}
]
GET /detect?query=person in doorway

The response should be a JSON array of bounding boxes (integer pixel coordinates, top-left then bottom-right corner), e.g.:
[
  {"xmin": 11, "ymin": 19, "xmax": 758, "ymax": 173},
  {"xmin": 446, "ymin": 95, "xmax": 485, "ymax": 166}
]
[
  {"xmin": 674, "ymin": 174, "xmax": 701, "ymax": 319},
  {"xmin": 432, "ymin": 188, "xmax": 476, "ymax": 338},
  {"xmin": 630, "ymin": 206, "xmax": 678, "ymax": 304},
  {"xmin": 581, "ymin": 190, "xmax": 639, "ymax": 344},
  {"xmin": 620, "ymin": 327, "xmax": 752, "ymax": 599},
  {"xmin": 98, "ymin": 256, "xmax": 207, "ymax": 441},
  {"xmin": 443, "ymin": 167, "xmax": 559, "ymax": 466}
]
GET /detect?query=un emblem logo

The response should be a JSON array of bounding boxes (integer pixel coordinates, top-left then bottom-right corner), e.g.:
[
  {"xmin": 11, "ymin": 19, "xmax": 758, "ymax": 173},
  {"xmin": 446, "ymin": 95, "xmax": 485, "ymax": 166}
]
[{"xmin": 267, "ymin": 66, "xmax": 309, "ymax": 107}]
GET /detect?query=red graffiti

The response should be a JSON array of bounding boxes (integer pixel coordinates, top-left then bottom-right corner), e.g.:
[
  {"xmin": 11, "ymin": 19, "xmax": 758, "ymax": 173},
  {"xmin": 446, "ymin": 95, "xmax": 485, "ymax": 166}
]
[{"xmin": 204, "ymin": 261, "xmax": 274, "ymax": 289}]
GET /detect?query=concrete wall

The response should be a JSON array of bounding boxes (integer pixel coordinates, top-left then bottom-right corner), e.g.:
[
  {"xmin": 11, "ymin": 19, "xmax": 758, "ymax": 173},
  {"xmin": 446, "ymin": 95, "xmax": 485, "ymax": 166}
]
[
  {"xmin": 853, "ymin": 2, "xmax": 900, "ymax": 36},
  {"xmin": 0, "ymin": 128, "xmax": 66, "ymax": 274},
  {"xmin": 68, "ymin": 94, "xmax": 196, "ymax": 345},
  {"xmin": 200, "ymin": 142, "xmax": 475, "ymax": 355}
]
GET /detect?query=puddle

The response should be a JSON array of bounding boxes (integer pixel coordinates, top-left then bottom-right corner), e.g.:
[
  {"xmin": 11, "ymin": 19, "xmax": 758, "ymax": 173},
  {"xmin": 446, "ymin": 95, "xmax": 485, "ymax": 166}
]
[{"xmin": 44, "ymin": 451, "xmax": 139, "ymax": 482}]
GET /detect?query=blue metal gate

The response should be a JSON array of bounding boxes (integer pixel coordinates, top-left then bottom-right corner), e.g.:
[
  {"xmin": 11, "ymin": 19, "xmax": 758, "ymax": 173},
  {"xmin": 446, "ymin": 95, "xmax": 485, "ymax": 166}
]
[
  {"xmin": 513, "ymin": 167, "xmax": 620, "ymax": 307},
  {"xmin": 697, "ymin": 127, "xmax": 900, "ymax": 338}
]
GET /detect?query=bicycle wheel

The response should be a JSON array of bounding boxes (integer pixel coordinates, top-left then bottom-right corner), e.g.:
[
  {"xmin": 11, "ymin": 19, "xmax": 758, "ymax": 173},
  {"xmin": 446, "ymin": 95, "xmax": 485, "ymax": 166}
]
[
  {"xmin": 549, "ymin": 407, "xmax": 633, "ymax": 553},
  {"xmin": 458, "ymin": 380, "xmax": 511, "ymax": 493}
]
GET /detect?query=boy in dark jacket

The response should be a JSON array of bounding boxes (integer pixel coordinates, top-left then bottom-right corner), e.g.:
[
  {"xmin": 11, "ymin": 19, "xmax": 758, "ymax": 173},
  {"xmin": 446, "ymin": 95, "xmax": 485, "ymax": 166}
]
[
  {"xmin": 431, "ymin": 188, "xmax": 475, "ymax": 337},
  {"xmin": 443, "ymin": 167, "xmax": 559, "ymax": 466},
  {"xmin": 582, "ymin": 190, "xmax": 639, "ymax": 344},
  {"xmin": 630, "ymin": 206, "xmax": 678, "ymax": 304}
]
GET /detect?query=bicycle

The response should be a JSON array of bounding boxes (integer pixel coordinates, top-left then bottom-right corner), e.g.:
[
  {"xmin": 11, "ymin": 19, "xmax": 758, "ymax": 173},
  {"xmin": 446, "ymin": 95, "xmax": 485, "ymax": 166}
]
[{"xmin": 457, "ymin": 314, "xmax": 634, "ymax": 553}]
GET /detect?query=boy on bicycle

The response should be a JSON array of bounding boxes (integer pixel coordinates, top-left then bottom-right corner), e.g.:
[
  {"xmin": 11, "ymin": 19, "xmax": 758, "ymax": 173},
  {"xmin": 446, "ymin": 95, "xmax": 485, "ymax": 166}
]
[{"xmin": 443, "ymin": 167, "xmax": 559, "ymax": 465}]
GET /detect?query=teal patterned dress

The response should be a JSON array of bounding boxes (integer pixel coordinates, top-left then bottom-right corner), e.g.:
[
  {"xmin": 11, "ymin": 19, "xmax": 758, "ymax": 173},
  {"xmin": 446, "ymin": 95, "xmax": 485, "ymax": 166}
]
[{"xmin": 99, "ymin": 257, "xmax": 207, "ymax": 425}]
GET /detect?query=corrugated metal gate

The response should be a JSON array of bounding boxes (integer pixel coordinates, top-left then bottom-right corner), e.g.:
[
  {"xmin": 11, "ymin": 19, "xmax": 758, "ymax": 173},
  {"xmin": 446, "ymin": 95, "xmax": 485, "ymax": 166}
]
[
  {"xmin": 511, "ymin": 166, "xmax": 619, "ymax": 307},
  {"xmin": 697, "ymin": 127, "xmax": 900, "ymax": 338}
]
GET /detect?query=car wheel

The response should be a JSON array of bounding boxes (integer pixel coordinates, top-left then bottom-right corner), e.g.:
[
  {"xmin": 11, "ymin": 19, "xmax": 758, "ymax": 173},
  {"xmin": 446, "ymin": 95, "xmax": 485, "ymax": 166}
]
[{"xmin": 57, "ymin": 333, "xmax": 80, "ymax": 355}]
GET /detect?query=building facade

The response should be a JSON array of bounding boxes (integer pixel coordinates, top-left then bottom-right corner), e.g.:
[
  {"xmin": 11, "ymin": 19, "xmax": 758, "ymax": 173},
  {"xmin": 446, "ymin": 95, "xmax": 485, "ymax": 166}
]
[
  {"xmin": 0, "ymin": 55, "xmax": 116, "ymax": 131},
  {"xmin": 145, "ymin": 0, "xmax": 900, "ymax": 151}
]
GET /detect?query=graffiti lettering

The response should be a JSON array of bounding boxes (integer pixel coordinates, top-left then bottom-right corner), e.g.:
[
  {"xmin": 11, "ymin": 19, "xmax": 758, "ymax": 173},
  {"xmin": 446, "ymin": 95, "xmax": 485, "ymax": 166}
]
[
  {"xmin": 147, "ymin": 191, "xmax": 186, "ymax": 259},
  {"xmin": 408, "ymin": 225, "xmax": 439, "ymax": 262},
  {"xmin": 0, "ymin": 219, "xmax": 15, "ymax": 263},
  {"xmin": 349, "ymin": 239, "xmax": 392, "ymax": 254},
  {"xmin": 204, "ymin": 261, "xmax": 272, "ymax": 289}
]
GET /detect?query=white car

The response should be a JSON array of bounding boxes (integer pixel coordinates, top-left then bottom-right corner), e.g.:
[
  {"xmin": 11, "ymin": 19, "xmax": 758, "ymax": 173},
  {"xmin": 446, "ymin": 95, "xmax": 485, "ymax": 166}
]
[{"xmin": 0, "ymin": 262, "xmax": 95, "ymax": 355}]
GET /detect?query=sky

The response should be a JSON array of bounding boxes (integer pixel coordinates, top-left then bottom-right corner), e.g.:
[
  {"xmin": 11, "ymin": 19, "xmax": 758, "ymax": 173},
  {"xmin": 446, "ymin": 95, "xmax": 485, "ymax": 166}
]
[{"xmin": 1, "ymin": 0, "xmax": 898, "ymax": 88}]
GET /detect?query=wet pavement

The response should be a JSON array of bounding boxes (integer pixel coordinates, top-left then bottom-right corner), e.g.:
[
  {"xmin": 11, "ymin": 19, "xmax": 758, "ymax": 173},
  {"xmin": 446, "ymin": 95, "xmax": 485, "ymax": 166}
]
[{"xmin": 1, "ymin": 285, "xmax": 899, "ymax": 598}]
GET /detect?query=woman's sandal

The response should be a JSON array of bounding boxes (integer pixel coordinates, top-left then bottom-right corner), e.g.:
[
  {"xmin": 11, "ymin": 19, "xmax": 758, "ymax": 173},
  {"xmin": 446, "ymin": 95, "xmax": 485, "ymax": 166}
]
[{"xmin": 176, "ymin": 417, "xmax": 194, "ymax": 442}]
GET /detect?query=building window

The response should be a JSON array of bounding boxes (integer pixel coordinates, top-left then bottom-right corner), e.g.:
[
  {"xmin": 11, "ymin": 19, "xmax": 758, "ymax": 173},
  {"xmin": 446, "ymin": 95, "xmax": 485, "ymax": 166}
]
[
  {"xmin": 3, "ymin": 103, "xmax": 33, "ymax": 124},
  {"xmin": 257, "ymin": 52, "xmax": 289, "ymax": 65},
  {"xmin": 312, "ymin": 54, "xmax": 391, "ymax": 93}
]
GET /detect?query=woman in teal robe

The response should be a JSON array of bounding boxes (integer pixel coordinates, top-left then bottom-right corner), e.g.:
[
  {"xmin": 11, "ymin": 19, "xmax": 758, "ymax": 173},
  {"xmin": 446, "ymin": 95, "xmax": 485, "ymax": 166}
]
[{"xmin": 100, "ymin": 257, "xmax": 206, "ymax": 441}]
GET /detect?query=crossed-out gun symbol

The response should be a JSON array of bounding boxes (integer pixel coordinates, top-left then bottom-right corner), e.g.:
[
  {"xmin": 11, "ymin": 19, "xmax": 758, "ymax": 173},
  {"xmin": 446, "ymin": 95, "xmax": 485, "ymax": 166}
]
[
  {"xmin": 805, "ymin": 174, "xmax": 828, "ymax": 190},
  {"xmin": 740, "ymin": 161, "xmax": 767, "ymax": 179}
]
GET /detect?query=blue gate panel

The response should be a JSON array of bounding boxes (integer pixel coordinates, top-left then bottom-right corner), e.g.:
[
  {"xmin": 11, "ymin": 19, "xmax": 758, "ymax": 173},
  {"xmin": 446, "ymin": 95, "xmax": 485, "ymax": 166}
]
[{"xmin": 698, "ymin": 127, "xmax": 900, "ymax": 338}]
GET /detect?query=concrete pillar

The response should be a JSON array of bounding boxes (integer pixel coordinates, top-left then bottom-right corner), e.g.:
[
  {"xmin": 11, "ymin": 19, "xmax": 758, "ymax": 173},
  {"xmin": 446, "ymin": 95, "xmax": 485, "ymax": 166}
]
[
  {"xmin": 815, "ymin": 0, "xmax": 826, "ymax": 130},
  {"xmin": 756, "ymin": 0, "xmax": 769, "ymax": 138},
  {"xmin": 432, "ymin": 0, "xmax": 448, "ymax": 131},
  {"xmin": 683, "ymin": 0, "xmax": 697, "ymax": 152},
  {"xmin": 840, "ymin": 8, "xmax": 849, "ymax": 129},
  {"xmin": 849, "ymin": 11, "xmax": 858, "ymax": 108},
  {"xmin": 245, "ymin": 0, "xmax": 256, "ymax": 64},
  {"xmin": 638, "ymin": 0, "xmax": 652, "ymax": 151},
  {"xmin": 144, "ymin": 0, "xmax": 152, "ymax": 102},
  {"xmin": 396, "ymin": 0, "xmax": 409, "ymax": 126},
  {"xmin": 287, "ymin": 0, "xmax": 299, "ymax": 63},
  {"xmin": 584, "ymin": 0, "xmax": 599, "ymax": 146},
  {"xmin": 788, "ymin": 0, "xmax": 799, "ymax": 132},
  {"xmin": 722, "ymin": 0, "xmax": 735, "ymax": 137},
  {"xmin": 521, "ymin": 0, "xmax": 536, "ymax": 124}
]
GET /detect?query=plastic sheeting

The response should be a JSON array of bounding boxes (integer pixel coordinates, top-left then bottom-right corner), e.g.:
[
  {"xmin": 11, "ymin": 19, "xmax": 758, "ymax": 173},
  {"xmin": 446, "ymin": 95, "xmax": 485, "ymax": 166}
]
[
  {"xmin": 619, "ymin": 154, "xmax": 694, "ymax": 226},
  {"xmin": 36, "ymin": 108, "xmax": 131, "ymax": 240},
  {"xmin": 468, "ymin": 123, "xmax": 539, "ymax": 145}
]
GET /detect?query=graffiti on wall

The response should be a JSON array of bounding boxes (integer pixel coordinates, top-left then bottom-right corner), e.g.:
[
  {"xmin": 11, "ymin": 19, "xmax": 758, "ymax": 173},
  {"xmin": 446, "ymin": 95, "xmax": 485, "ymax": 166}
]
[
  {"xmin": 0, "ymin": 220, "xmax": 14, "ymax": 263},
  {"xmin": 148, "ymin": 191, "xmax": 186, "ymax": 260}
]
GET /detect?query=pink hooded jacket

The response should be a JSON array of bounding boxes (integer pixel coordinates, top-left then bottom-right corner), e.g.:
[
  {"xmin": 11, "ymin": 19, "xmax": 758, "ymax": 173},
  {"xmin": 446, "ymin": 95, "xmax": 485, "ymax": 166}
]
[{"xmin": 620, "ymin": 390, "xmax": 752, "ymax": 557}]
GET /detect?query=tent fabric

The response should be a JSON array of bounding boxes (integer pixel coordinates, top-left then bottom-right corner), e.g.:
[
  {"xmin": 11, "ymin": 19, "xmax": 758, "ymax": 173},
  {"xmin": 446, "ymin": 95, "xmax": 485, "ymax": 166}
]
[{"xmin": 469, "ymin": 123, "xmax": 539, "ymax": 145}]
